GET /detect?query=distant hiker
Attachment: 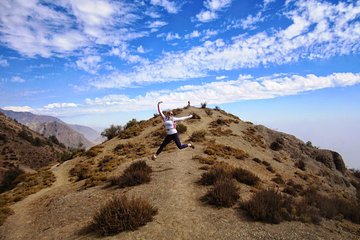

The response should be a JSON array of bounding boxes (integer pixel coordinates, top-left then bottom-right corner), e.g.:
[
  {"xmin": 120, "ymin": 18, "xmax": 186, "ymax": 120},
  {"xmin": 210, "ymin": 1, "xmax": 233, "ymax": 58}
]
[{"xmin": 152, "ymin": 101, "xmax": 194, "ymax": 160}]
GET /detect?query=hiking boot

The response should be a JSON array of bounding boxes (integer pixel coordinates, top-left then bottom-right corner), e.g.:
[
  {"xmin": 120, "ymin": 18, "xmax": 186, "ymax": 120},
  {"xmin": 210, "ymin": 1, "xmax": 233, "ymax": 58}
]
[
  {"xmin": 151, "ymin": 154, "xmax": 157, "ymax": 161},
  {"xmin": 189, "ymin": 143, "xmax": 195, "ymax": 149}
]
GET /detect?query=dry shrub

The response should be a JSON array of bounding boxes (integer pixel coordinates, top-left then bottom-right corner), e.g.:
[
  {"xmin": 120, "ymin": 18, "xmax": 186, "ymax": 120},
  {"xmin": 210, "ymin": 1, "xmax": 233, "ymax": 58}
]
[
  {"xmin": 266, "ymin": 165, "xmax": 275, "ymax": 173},
  {"xmin": 201, "ymin": 179, "xmax": 239, "ymax": 207},
  {"xmin": 210, "ymin": 118, "xmax": 229, "ymax": 127},
  {"xmin": 282, "ymin": 180, "xmax": 304, "ymax": 197},
  {"xmin": 204, "ymin": 142, "xmax": 248, "ymax": 160},
  {"xmin": 210, "ymin": 127, "xmax": 233, "ymax": 136},
  {"xmin": 295, "ymin": 160, "xmax": 306, "ymax": 171},
  {"xmin": 190, "ymin": 112, "xmax": 201, "ymax": 119},
  {"xmin": 272, "ymin": 175, "xmax": 285, "ymax": 184},
  {"xmin": 118, "ymin": 124, "xmax": 143, "ymax": 139},
  {"xmin": 91, "ymin": 195, "xmax": 158, "ymax": 236},
  {"xmin": 241, "ymin": 189, "xmax": 292, "ymax": 224},
  {"xmin": 176, "ymin": 123, "xmax": 187, "ymax": 134},
  {"xmin": 114, "ymin": 142, "xmax": 149, "ymax": 159},
  {"xmin": 198, "ymin": 163, "xmax": 234, "ymax": 186},
  {"xmin": 110, "ymin": 161, "xmax": 152, "ymax": 188},
  {"xmin": 189, "ymin": 130, "xmax": 206, "ymax": 142},
  {"xmin": 302, "ymin": 188, "xmax": 360, "ymax": 223},
  {"xmin": 252, "ymin": 158, "xmax": 262, "ymax": 164},
  {"xmin": 192, "ymin": 155, "xmax": 216, "ymax": 165},
  {"xmin": 232, "ymin": 168, "xmax": 260, "ymax": 186},
  {"xmin": 0, "ymin": 168, "xmax": 55, "ymax": 204},
  {"xmin": 242, "ymin": 127, "xmax": 266, "ymax": 148},
  {"xmin": 84, "ymin": 146, "xmax": 104, "ymax": 158},
  {"xmin": 0, "ymin": 167, "xmax": 24, "ymax": 193},
  {"xmin": 70, "ymin": 163, "xmax": 92, "ymax": 181},
  {"xmin": 352, "ymin": 169, "xmax": 360, "ymax": 179}
]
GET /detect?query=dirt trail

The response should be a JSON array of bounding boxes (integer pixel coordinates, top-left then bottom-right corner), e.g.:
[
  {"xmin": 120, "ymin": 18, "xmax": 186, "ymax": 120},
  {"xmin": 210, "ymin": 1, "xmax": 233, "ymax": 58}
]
[
  {"xmin": 1, "ymin": 148, "xmax": 359, "ymax": 240},
  {"xmin": 0, "ymin": 161, "xmax": 74, "ymax": 240}
]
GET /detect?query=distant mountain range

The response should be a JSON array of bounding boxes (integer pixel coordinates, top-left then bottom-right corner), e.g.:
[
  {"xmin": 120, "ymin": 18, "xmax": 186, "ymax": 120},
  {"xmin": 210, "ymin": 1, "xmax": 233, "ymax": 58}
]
[{"xmin": 0, "ymin": 109, "xmax": 102, "ymax": 149}]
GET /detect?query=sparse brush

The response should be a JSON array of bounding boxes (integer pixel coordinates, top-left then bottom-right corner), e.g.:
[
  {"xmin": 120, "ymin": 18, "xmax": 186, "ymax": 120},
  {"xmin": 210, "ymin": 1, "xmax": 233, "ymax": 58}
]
[
  {"xmin": 192, "ymin": 155, "xmax": 216, "ymax": 165},
  {"xmin": 205, "ymin": 108, "xmax": 213, "ymax": 116},
  {"xmin": 241, "ymin": 189, "xmax": 293, "ymax": 224},
  {"xmin": 201, "ymin": 179, "xmax": 239, "ymax": 207},
  {"xmin": 204, "ymin": 142, "xmax": 249, "ymax": 160},
  {"xmin": 295, "ymin": 160, "xmax": 306, "ymax": 171},
  {"xmin": 232, "ymin": 168, "xmax": 260, "ymax": 186},
  {"xmin": 69, "ymin": 163, "xmax": 92, "ymax": 181},
  {"xmin": 198, "ymin": 167, "xmax": 231, "ymax": 186},
  {"xmin": 176, "ymin": 123, "xmax": 187, "ymax": 134},
  {"xmin": 189, "ymin": 130, "xmax": 206, "ymax": 142},
  {"xmin": 91, "ymin": 195, "xmax": 158, "ymax": 236},
  {"xmin": 110, "ymin": 161, "xmax": 152, "ymax": 188}
]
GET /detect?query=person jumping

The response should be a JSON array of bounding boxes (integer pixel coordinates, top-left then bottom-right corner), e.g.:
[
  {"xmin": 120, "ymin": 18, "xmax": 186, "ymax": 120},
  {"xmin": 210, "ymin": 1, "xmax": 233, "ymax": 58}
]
[{"xmin": 152, "ymin": 101, "xmax": 194, "ymax": 160}]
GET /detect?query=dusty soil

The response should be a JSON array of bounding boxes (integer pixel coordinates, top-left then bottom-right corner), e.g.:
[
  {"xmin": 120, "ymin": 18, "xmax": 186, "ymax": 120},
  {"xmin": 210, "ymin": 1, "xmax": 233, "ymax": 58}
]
[{"xmin": 1, "ymin": 150, "xmax": 359, "ymax": 240}]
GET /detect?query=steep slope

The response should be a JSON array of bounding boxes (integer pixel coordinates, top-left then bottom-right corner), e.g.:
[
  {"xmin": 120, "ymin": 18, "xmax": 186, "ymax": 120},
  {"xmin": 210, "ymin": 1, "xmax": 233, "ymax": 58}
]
[
  {"xmin": 68, "ymin": 124, "xmax": 103, "ymax": 144},
  {"xmin": 0, "ymin": 113, "xmax": 64, "ymax": 177},
  {"xmin": 33, "ymin": 121, "xmax": 94, "ymax": 149},
  {"xmin": 0, "ymin": 109, "xmax": 96, "ymax": 149},
  {"xmin": 0, "ymin": 107, "xmax": 359, "ymax": 240}
]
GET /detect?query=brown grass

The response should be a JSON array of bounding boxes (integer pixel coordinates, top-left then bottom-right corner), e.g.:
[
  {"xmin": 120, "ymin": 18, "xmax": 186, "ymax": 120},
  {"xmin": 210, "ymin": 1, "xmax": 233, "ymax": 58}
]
[
  {"xmin": 0, "ymin": 206, "xmax": 13, "ymax": 226},
  {"xmin": 84, "ymin": 145, "xmax": 104, "ymax": 158},
  {"xmin": 295, "ymin": 160, "xmax": 306, "ymax": 171},
  {"xmin": 232, "ymin": 168, "xmax": 260, "ymax": 186},
  {"xmin": 204, "ymin": 141, "xmax": 249, "ymax": 160},
  {"xmin": 201, "ymin": 179, "xmax": 239, "ymax": 207},
  {"xmin": 90, "ymin": 195, "xmax": 158, "ymax": 236},
  {"xmin": 241, "ymin": 127, "xmax": 266, "ymax": 148},
  {"xmin": 189, "ymin": 130, "xmax": 206, "ymax": 142},
  {"xmin": 114, "ymin": 142, "xmax": 149, "ymax": 159},
  {"xmin": 176, "ymin": 123, "xmax": 187, "ymax": 134},
  {"xmin": 241, "ymin": 189, "xmax": 293, "ymax": 224},
  {"xmin": 192, "ymin": 155, "xmax": 216, "ymax": 165},
  {"xmin": 110, "ymin": 160, "xmax": 152, "ymax": 188}
]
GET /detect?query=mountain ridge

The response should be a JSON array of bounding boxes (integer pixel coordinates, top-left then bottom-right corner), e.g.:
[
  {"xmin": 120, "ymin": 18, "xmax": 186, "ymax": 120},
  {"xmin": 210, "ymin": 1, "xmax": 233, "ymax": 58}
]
[{"xmin": 0, "ymin": 106, "xmax": 359, "ymax": 239}]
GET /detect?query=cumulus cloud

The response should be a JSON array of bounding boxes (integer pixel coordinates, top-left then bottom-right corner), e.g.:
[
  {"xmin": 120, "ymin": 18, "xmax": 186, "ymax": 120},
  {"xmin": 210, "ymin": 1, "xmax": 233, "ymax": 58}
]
[
  {"xmin": 90, "ymin": 0, "xmax": 360, "ymax": 89},
  {"xmin": 43, "ymin": 102, "xmax": 78, "ymax": 109},
  {"xmin": 76, "ymin": 55, "xmax": 102, "ymax": 74},
  {"xmin": 165, "ymin": 32, "xmax": 181, "ymax": 41},
  {"xmin": 196, "ymin": 0, "xmax": 232, "ymax": 22},
  {"xmin": 3, "ymin": 106, "xmax": 34, "ymax": 112},
  {"xmin": 39, "ymin": 72, "xmax": 360, "ymax": 116},
  {"xmin": 150, "ymin": 0, "xmax": 179, "ymax": 14},
  {"xmin": 0, "ymin": 0, "xmax": 143, "ymax": 57}
]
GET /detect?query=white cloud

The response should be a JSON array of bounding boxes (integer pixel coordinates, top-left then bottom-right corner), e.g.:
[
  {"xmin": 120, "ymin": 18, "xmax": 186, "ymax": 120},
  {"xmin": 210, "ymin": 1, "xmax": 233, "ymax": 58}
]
[
  {"xmin": 0, "ymin": 0, "xmax": 142, "ymax": 57},
  {"xmin": 3, "ymin": 106, "xmax": 34, "ymax": 112},
  {"xmin": 137, "ymin": 45, "xmax": 145, "ymax": 53},
  {"xmin": 0, "ymin": 56, "xmax": 9, "ymax": 67},
  {"xmin": 76, "ymin": 55, "xmax": 102, "ymax": 74},
  {"xmin": 11, "ymin": 76, "xmax": 25, "ymax": 83},
  {"xmin": 150, "ymin": 0, "xmax": 179, "ymax": 14},
  {"xmin": 165, "ymin": 32, "xmax": 181, "ymax": 41},
  {"xmin": 46, "ymin": 72, "xmax": 360, "ymax": 116},
  {"xmin": 43, "ymin": 102, "xmax": 78, "ymax": 109},
  {"xmin": 196, "ymin": 0, "xmax": 232, "ymax": 22},
  {"xmin": 90, "ymin": 0, "xmax": 360, "ymax": 88},
  {"xmin": 240, "ymin": 12, "xmax": 264, "ymax": 30},
  {"xmin": 216, "ymin": 75, "xmax": 227, "ymax": 80},
  {"xmin": 148, "ymin": 20, "xmax": 168, "ymax": 29},
  {"xmin": 185, "ymin": 30, "xmax": 201, "ymax": 39},
  {"xmin": 110, "ymin": 45, "xmax": 148, "ymax": 64}
]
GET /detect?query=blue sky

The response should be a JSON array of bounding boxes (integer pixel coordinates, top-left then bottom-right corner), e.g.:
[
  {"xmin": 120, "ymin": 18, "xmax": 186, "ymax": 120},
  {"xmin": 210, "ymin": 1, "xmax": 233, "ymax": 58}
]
[{"xmin": 0, "ymin": 0, "xmax": 360, "ymax": 168}]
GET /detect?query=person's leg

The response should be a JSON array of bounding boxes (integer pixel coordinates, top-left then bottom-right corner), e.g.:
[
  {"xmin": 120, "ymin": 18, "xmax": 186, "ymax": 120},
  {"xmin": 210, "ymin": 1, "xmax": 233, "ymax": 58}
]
[
  {"xmin": 173, "ymin": 133, "xmax": 189, "ymax": 149},
  {"xmin": 156, "ymin": 135, "xmax": 173, "ymax": 155}
]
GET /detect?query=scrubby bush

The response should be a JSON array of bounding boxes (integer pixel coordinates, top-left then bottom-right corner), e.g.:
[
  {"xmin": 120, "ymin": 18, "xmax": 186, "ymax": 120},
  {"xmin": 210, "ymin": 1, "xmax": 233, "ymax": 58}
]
[
  {"xmin": 110, "ymin": 161, "xmax": 152, "ymax": 188},
  {"xmin": 124, "ymin": 118, "xmax": 138, "ymax": 130},
  {"xmin": 241, "ymin": 189, "xmax": 292, "ymax": 224},
  {"xmin": 205, "ymin": 108, "xmax": 213, "ymax": 116},
  {"xmin": 101, "ymin": 125, "xmax": 122, "ymax": 140},
  {"xmin": 176, "ymin": 123, "xmax": 187, "ymax": 134},
  {"xmin": 201, "ymin": 179, "xmax": 239, "ymax": 207},
  {"xmin": 189, "ymin": 130, "xmax": 206, "ymax": 142},
  {"xmin": 192, "ymin": 155, "xmax": 216, "ymax": 165},
  {"xmin": 198, "ymin": 167, "xmax": 231, "ymax": 186},
  {"xmin": 232, "ymin": 168, "xmax": 260, "ymax": 186},
  {"xmin": 0, "ymin": 167, "xmax": 24, "ymax": 193},
  {"xmin": 91, "ymin": 195, "xmax": 158, "ymax": 236},
  {"xmin": 69, "ymin": 163, "xmax": 92, "ymax": 181},
  {"xmin": 270, "ymin": 141, "xmax": 282, "ymax": 151},
  {"xmin": 190, "ymin": 112, "xmax": 201, "ymax": 119},
  {"xmin": 295, "ymin": 160, "xmax": 306, "ymax": 171}
]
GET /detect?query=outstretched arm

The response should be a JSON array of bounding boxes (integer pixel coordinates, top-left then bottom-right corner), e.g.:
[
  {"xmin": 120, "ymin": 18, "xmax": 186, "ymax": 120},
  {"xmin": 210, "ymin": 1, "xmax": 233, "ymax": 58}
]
[
  {"xmin": 173, "ymin": 114, "xmax": 193, "ymax": 122},
  {"xmin": 157, "ymin": 101, "xmax": 166, "ymax": 120}
]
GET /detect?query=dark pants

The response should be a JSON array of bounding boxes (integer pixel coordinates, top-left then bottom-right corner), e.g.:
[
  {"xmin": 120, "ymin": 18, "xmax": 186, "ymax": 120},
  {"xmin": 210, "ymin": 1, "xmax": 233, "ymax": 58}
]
[{"xmin": 156, "ymin": 133, "xmax": 188, "ymax": 155}]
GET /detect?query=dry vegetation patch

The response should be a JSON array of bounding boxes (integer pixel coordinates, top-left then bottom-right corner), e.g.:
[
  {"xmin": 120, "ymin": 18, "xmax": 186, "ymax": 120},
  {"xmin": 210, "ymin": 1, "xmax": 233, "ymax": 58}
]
[
  {"xmin": 114, "ymin": 142, "xmax": 150, "ymax": 159},
  {"xmin": 192, "ymin": 155, "xmax": 216, "ymax": 165},
  {"xmin": 241, "ymin": 127, "xmax": 266, "ymax": 148},
  {"xmin": 232, "ymin": 168, "xmax": 260, "ymax": 186},
  {"xmin": 189, "ymin": 130, "xmax": 206, "ymax": 142},
  {"xmin": 109, "ymin": 160, "xmax": 152, "ymax": 188},
  {"xmin": 90, "ymin": 195, "xmax": 158, "ymax": 236},
  {"xmin": 201, "ymin": 179, "xmax": 239, "ymax": 207},
  {"xmin": 204, "ymin": 141, "xmax": 249, "ymax": 160}
]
